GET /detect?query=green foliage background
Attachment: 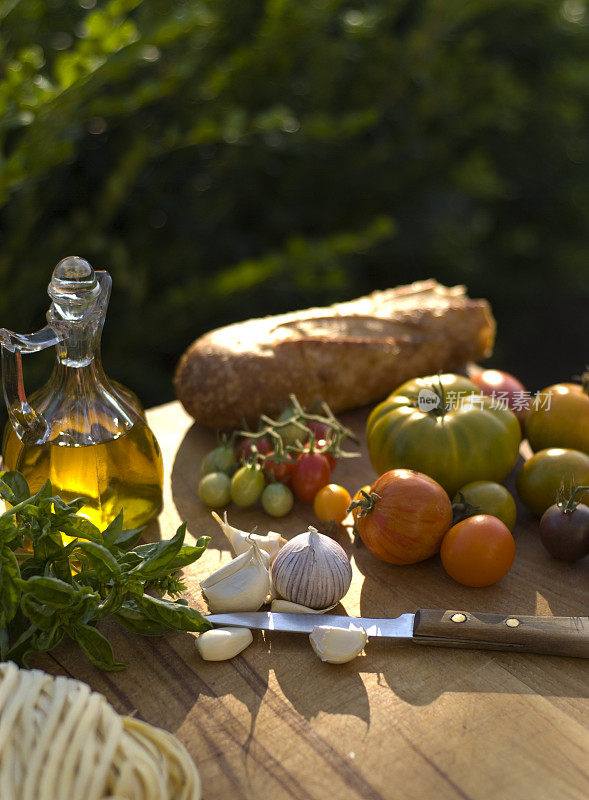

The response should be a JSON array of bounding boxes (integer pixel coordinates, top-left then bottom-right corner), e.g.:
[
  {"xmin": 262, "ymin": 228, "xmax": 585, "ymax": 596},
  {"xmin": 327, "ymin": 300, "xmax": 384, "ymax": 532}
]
[{"xmin": 1, "ymin": 0, "xmax": 588, "ymax": 412}]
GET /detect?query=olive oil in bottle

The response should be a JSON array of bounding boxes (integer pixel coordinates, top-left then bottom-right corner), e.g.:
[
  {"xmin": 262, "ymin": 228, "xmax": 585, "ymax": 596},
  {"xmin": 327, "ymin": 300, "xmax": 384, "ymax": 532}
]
[
  {"xmin": 2, "ymin": 421, "xmax": 163, "ymax": 530},
  {"xmin": 0, "ymin": 257, "xmax": 164, "ymax": 530}
]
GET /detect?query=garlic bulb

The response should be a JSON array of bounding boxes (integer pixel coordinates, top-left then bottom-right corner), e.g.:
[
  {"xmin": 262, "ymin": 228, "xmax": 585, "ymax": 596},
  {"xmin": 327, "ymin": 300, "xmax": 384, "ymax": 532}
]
[
  {"xmin": 270, "ymin": 526, "xmax": 352, "ymax": 609},
  {"xmin": 200, "ymin": 542, "xmax": 271, "ymax": 613},
  {"xmin": 211, "ymin": 511, "xmax": 286, "ymax": 561},
  {"xmin": 270, "ymin": 600, "xmax": 336, "ymax": 614},
  {"xmin": 196, "ymin": 627, "xmax": 253, "ymax": 661},
  {"xmin": 309, "ymin": 625, "xmax": 367, "ymax": 664}
]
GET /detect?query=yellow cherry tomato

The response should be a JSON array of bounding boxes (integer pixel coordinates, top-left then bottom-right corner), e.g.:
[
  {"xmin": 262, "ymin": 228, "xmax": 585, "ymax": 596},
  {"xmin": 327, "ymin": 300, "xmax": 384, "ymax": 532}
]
[{"xmin": 313, "ymin": 484, "xmax": 352, "ymax": 524}]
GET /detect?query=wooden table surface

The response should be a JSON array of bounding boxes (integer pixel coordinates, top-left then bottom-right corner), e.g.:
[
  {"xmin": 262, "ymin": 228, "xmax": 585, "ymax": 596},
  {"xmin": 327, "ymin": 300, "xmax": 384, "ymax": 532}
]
[{"xmin": 37, "ymin": 401, "xmax": 589, "ymax": 800}]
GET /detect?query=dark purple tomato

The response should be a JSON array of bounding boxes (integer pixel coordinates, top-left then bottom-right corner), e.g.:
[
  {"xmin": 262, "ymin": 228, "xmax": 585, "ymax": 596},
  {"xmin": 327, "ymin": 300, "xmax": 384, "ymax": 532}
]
[{"xmin": 539, "ymin": 503, "xmax": 589, "ymax": 562}]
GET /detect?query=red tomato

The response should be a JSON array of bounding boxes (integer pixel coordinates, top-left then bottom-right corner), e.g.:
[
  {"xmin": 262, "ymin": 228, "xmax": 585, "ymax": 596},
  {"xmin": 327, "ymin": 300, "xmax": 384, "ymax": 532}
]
[
  {"xmin": 263, "ymin": 453, "xmax": 296, "ymax": 484},
  {"xmin": 469, "ymin": 369, "xmax": 528, "ymax": 426},
  {"xmin": 315, "ymin": 439, "xmax": 337, "ymax": 471},
  {"xmin": 354, "ymin": 469, "xmax": 453, "ymax": 564},
  {"xmin": 291, "ymin": 452, "xmax": 331, "ymax": 503},
  {"xmin": 237, "ymin": 435, "xmax": 272, "ymax": 461},
  {"xmin": 440, "ymin": 514, "xmax": 515, "ymax": 587}
]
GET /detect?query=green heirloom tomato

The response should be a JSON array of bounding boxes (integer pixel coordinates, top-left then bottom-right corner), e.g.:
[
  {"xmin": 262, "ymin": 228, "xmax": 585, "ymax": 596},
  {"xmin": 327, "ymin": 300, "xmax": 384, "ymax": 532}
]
[
  {"xmin": 366, "ymin": 374, "xmax": 521, "ymax": 498},
  {"xmin": 453, "ymin": 480, "xmax": 517, "ymax": 530},
  {"xmin": 516, "ymin": 448, "xmax": 589, "ymax": 517}
]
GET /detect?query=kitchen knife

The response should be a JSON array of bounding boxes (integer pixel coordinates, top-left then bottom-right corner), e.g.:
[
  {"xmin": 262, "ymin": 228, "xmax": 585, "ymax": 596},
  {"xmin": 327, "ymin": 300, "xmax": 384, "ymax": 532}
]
[{"xmin": 205, "ymin": 610, "xmax": 589, "ymax": 658}]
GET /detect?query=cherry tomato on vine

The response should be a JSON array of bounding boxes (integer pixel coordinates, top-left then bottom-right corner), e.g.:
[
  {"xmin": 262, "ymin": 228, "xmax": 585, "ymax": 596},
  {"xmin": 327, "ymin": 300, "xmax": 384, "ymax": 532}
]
[
  {"xmin": 198, "ymin": 472, "xmax": 231, "ymax": 508},
  {"xmin": 291, "ymin": 452, "xmax": 331, "ymax": 503},
  {"xmin": 313, "ymin": 484, "xmax": 352, "ymax": 524},
  {"xmin": 440, "ymin": 514, "xmax": 515, "ymax": 587},
  {"xmin": 263, "ymin": 453, "xmax": 296, "ymax": 484},
  {"xmin": 230, "ymin": 464, "xmax": 265, "ymax": 507},
  {"xmin": 201, "ymin": 443, "xmax": 236, "ymax": 476},
  {"xmin": 262, "ymin": 483, "xmax": 294, "ymax": 517},
  {"xmin": 315, "ymin": 439, "xmax": 337, "ymax": 471},
  {"xmin": 306, "ymin": 420, "xmax": 330, "ymax": 441},
  {"xmin": 237, "ymin": 436, "xmax": 272, "ymax": 462}
]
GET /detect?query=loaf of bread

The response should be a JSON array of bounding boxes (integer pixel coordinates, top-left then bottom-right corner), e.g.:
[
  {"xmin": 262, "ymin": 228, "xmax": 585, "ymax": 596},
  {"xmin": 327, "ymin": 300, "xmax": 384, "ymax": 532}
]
[{"xmin": 174, "ymin": 280, "xmax": 496, "ymax": 430}]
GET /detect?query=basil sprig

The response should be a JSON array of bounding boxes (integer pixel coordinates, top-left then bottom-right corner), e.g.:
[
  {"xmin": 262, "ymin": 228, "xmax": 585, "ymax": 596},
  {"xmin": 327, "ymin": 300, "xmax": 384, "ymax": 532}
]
[{"xmin": 0, "ymin": 470, "xmax": 211, "ymax": 671}]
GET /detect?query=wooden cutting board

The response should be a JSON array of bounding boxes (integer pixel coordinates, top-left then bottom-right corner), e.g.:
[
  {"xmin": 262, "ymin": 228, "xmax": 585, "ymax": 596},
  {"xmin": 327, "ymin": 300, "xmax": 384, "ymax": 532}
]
[{"xmin": 35, "ymin": 401, "xmax": 589, "ymax": 800}]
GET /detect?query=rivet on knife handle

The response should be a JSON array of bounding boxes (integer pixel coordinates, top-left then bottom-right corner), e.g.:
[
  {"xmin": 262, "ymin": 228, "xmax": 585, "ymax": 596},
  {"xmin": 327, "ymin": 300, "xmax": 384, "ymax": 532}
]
[{"xmin": 412, "ymin": 609, "xmax": 589, "ymax": 658}]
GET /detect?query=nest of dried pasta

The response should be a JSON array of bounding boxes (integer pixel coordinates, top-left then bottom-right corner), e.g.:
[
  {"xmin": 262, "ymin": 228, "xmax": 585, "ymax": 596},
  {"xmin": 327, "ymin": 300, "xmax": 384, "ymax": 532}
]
[{"xmin": 0, "ymin": 662, "xmax": 201, "ymax": 800}]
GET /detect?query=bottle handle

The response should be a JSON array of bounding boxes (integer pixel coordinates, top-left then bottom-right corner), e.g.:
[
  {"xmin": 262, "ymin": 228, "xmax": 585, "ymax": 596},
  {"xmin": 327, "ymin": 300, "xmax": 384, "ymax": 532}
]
[{"xmin": 0, "ymin": 325, "xmax": 64, "ymax": 444}]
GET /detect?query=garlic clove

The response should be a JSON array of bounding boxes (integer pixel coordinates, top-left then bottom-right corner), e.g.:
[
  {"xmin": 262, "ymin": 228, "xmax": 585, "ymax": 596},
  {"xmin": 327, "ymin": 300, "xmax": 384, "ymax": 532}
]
[
  {"xmin": 270, "ymin": 526, "xmax": 352, "ymax": 609},
  {"xmin": 200, "ymin": 546, "xmax": 256, "ymax": 590},
  {"xmin": 211, "ymin": 511, "xmax": 286, "ymax": 561},
  {"xmin": 196, "ymin": 627, "xmax": 253, "ymax": 661},
  {"xmin": 202, "ymin": 563, "xmax": 271, "ymax": 612},
  {"xmin": 200, "ymin": 541, "xmax": 271, "ymax": 613},
  {"xmin": 270, "ymin": 600, "xmax": 336, "ymax": 614},
  {"xmin": 309, "ymin": 625, "xmax": 368, "ymax": 664}
]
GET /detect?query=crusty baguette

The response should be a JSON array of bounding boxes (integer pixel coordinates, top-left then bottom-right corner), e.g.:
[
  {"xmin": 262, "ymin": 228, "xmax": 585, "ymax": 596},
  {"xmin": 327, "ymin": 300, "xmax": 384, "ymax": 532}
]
[{"xmin": 174, "ymin": 280, "xmax": 495, "ymax": 430}]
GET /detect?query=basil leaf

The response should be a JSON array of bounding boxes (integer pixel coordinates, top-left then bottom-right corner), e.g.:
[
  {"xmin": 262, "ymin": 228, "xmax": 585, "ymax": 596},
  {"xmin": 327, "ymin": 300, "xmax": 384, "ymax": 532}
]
[
  {"xmin": 6, "ymin": 624, "xmax": 36, "ymax": 666},
  {"xmin": 0, "ymin": 546, "xmax": 21, "ymax": 624},
  {"xmin": 102, "ymin": 510, "xmax": 125, "ymax": 547},
  {"xmin": 69, "ymin": 623, "xmax": 124, "ymax": 671},
  {"xmin": 134, "ymin": 594, "xmax": 211, "ymax": 632},
  {"xmin": 19, "ymin": 556, "xmax": 49, "ymax": 581},
  {"xmin": 20, "ymin": 594, "xmax": 56, "ymax": 631},
  {"xmin": 33, "ymin": 624, "xmax": 64, "ymax": 652},
  {"xmin": 51, "ymin": 495, "xmax": 84, "ymax": 514},
  {"xmin": 19, "ymin": 575, "xmax": 77, "ymax": 607},
  {"xmin": 57, "ymin": 515, "xmax": 103, "ymax": 544},
  {"xmin": 0, "ymin": 516, "xmax": 20, "ymax": 546},
  {"xmin": 129, "ymin": 523, "xmax": 187, "ymax": 579},
  {"xmin": 113, "ymin": 526, "xmax": 144, "ymax": 551},
  {"xmin": 0, "ymin": 627, "xmax": 9, "ymax": 660},
  {"xmin": 93, "ymin": 584, "xmax": 127, "ymax": 620},
  {"xmin": 0, "ymin": 470, "xmax": 30, "ymax": 505},
  {"xmin": 75, "ymin": 542, "xmax": 121, "ymax": 579},
  {"xmin": 167, "ymin": 537, "xmax": 211, "ymax": 570},
  {"xmin": 114, "ymin": 602, "xmax": 169, "ymax": 636}
]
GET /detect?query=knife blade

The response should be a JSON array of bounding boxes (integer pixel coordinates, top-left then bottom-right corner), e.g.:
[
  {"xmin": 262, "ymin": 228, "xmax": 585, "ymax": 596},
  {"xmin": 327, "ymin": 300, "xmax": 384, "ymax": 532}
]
[{"xmin": 205, "ymin": 610, "xmax": 589, "ymax": 658}]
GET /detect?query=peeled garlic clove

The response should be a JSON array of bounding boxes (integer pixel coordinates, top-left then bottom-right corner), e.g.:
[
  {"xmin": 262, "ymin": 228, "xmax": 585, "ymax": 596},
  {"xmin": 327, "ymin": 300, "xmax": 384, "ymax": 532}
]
[
  {"xmin": 270, "ymin": 600, "xmax": 336, "ymax": 614},
  {"xmin": 196, "ymin": 627, "xmax": 253, "ymax": 661},
  {"xmin": 309, "ymin": 625, "xmax": 368, "ymax": 664},
  {"xmin": 270, "ymin": 526, "xmax": 352, "ymax": 609},
  {"xmin": 211, "ymin": 511, "xmax": 286, "ymax": 561},
  {"xmin": 201, "ymin": 542, "xmax": 271, "ymax": 613}
]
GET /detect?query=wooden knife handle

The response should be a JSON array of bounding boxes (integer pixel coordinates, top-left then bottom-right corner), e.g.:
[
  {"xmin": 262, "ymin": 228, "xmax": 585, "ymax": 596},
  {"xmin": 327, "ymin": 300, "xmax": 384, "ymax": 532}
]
[{"xmin": 413, "ymin": 609, "xmax": 589, "ymax": 658}]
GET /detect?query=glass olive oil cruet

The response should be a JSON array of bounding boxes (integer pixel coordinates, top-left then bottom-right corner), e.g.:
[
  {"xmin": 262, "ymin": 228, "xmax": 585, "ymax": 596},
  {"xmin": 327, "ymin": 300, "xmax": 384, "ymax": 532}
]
[{"xmin": 0, "ymin": 257, "xmax": 163, "ymax": 529}]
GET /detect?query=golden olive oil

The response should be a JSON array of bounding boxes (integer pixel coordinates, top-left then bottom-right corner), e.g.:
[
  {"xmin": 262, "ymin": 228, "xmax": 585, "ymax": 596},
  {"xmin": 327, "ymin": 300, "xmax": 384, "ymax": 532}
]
[{"xmin": 3, "ymin": 421, "xmax": 163, "ymax": 530}]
